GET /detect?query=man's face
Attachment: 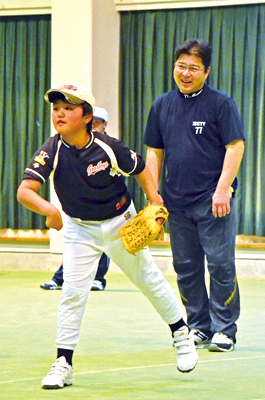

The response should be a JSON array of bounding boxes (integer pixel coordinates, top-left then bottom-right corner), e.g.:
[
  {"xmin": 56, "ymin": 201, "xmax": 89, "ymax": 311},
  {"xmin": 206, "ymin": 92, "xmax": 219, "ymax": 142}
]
[
  {"xmin": 92, "ymin": 118, "xmax": 107, "ymax": 134},
  {"xmin": 173, "ymin": 54, "xmax": 210, "ymax": 94}
]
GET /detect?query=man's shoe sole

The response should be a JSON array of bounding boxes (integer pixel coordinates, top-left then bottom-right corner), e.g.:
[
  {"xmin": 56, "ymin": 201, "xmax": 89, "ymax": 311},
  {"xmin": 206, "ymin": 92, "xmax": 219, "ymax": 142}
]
[{"xmin": 208, "ymin": 343, "xmax": 234, "ymax": 352}]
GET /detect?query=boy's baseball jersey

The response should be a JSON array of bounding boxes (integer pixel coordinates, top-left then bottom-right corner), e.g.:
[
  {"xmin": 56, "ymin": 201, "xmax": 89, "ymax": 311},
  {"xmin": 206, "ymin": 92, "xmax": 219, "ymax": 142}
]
[{"xmin": 23, "ymin": 131, "xmax": 145, "ymax": 220}]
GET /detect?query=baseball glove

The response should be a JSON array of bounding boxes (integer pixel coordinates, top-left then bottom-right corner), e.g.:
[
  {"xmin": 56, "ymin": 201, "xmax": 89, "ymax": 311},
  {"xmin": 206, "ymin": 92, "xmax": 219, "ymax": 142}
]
[{"xmin": 118, "ymin": 205, "xmax": 169, "ymax": 255}]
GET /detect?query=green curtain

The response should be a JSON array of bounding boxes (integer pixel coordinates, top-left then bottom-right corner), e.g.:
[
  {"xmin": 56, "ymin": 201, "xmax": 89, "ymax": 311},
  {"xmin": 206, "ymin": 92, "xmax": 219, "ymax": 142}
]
[
  {"xmin": 0, "ymin": 15, "xmax": 51, "ymax": 229},
  {"xmin": 119, "ymin": 4, "xmax": 265, "ymax": 236}
]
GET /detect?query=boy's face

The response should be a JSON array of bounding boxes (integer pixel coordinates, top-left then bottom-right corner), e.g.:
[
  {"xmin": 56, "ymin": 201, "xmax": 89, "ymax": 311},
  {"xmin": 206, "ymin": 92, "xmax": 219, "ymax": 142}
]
[
  {"xmin": 52, "ymin": 100, "xmax": 92, "ymax": 136},
  {"xmin": 173, "ymin": 54, "xmax": 210, "ymax": 94}
]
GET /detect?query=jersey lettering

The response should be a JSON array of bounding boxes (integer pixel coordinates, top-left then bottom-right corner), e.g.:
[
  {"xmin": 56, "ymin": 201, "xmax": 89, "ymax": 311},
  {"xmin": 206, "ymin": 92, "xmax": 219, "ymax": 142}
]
[
  {"xmin": 192, "ymin": 121, "xmax": 206, "ymax": 135},
  {"xmin": 87, "ymin": 161, "xmax": 109, "ymax": 176}
]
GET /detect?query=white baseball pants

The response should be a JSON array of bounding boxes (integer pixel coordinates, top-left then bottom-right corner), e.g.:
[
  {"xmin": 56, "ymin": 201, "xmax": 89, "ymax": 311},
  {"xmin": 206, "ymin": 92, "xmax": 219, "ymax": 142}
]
[{"xmin": 56, "ymin": 202, "xmax": 183, "ymax": 350}]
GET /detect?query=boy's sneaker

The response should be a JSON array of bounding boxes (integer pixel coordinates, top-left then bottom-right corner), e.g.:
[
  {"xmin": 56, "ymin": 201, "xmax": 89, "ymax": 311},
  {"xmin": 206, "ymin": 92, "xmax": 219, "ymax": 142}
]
[
  {"xmin": 191, "ymin": 329, "xmax": 211, "ymax": 348},
  {"xmin": 40, "ymin": 280, "xmax": 62, "ymax": 290},
  {"xmin": 208, "ymin": 332, "xmax": 234, "ymax": 352},
  {"xmin": 41, "ymin": 356, "xmax": 73, "ymax": 389},
  {"xmin": 173, "ymin": 326, "xmax": 198, "ymax": 373}
]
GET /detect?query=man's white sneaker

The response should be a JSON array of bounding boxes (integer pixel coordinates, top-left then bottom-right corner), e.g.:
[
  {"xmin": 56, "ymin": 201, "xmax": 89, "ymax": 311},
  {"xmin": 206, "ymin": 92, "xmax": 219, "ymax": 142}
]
[
  {"xmin": 91, "ymin": 280, "xmax": 104, "ymax": 291},
  {"xmin": 208, "ymin": 332, "xmax": 234, "ymax": 352},
  {"xmin": 173, "ymin": 326, "xmax": 198, "ymax": 373},
  {"xmin": 41, "ymin": 356, "xmax": 73, "ymax": 389},
  {"xmin": 40, "ymin": 280, "xmax": 62, "ymax": 290},
  {"xmin": 191, "ymin": 329, "xmax": 211, "ymax": 349}
]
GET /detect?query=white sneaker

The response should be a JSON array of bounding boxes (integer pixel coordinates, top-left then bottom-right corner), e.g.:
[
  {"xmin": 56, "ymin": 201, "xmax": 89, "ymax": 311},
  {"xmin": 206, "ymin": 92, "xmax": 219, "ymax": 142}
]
[
  {"xmin": 173, "ymin": 326, "xmax": 198, "ymax": 373},
  {"xmin": 41, "ymin": 356, "xmax": 73, "ymax": 389},
  {"xmin": 191, "ymin": 329, "xmax": 211, "ymax": 349},
  {"xmin": 40, "ymin": 280, "xmax": 62, "ymax": 290},
  {"xmin": 91, "ymin": 280, "xmax": 104, "ymax": 291},
  {"xmin": 208, "ymin": 332, "xmax": 234, "ymax": 352}
]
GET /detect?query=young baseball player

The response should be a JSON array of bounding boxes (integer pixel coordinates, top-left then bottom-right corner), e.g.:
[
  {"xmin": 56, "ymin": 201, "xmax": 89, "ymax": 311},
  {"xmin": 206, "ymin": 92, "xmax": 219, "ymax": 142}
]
[
  {"xmin": 40, "ymin": 106, "xmax": 111, "ymax": 291},
  {"xmin": 17, "ymin": 82, "xmax": 198, "ymax": 390}
]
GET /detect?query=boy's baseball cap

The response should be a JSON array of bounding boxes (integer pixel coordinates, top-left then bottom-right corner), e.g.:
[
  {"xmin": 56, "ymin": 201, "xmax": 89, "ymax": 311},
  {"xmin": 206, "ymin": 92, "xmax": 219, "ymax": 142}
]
[
  {"xmin": 44, "ymin": 82, "xmax": 95, "ymax": 108},
  {"xmin": 93, "ymin": 106, "xmax": 109, "ymax": 122}
]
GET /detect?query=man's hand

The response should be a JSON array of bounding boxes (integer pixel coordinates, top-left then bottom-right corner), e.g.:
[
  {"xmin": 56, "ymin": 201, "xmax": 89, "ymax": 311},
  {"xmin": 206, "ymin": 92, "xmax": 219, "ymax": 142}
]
[
  {"xmin": 212, "ymin": 188, "xmax": 231, "ymax": 218},
  {"xmin": 212, "ymin": 139, "xmax": 244, "ymax": 218}
]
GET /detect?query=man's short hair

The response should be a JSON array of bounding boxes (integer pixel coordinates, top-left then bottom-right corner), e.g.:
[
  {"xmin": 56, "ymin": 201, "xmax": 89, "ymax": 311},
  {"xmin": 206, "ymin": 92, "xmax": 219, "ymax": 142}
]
[{"xmin": 175, "ymin": 39, "xmax": 213, "ymax": 70}]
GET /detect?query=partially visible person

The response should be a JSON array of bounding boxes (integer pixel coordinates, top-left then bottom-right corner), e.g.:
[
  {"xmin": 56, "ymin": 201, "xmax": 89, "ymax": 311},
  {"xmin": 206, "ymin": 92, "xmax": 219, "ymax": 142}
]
[
  {"xmin": 17, "ymin": 82, "xmax": 198, "ymax": 390},
  {"xmin": 144, "ymin": 39, "xmax": 245, "ymax": 352},
  {"xmin": 41, "ymin": 264, "xmax": 64, "ymax": 290},
  {"xmin": 40, "ymin": 106, "xmax": 111, "ymax": 291},
  {"xmin": 40, "ymin": 253, "xmax": 109, "ymax": 291}
]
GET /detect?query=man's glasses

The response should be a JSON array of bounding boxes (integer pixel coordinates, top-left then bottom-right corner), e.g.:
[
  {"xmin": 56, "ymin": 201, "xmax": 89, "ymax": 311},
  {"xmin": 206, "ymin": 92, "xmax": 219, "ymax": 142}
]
[{"xmin": 174, "ymin": 63, "xmax": 204, "ymax": 73}]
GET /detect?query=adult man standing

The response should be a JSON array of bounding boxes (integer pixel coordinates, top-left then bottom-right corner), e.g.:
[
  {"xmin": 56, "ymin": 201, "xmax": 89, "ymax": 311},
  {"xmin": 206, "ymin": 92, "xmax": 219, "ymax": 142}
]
[{"xmin": 144, "ymin": 39, "xmax": 245, "ymax": 352}]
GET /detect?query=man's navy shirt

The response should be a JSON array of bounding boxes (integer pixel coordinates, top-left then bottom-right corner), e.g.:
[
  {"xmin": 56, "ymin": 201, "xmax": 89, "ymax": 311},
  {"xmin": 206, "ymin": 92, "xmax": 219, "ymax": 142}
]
[{"xmin": 143, "ymin": 85, "xmax": 245, "ymax": 211}]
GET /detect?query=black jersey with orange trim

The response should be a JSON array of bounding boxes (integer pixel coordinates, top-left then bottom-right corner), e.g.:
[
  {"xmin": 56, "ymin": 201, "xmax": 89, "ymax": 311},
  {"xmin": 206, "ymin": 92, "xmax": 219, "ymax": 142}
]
[{"xmin": 23, "ymin": 131, "xmax": 145, "ymax": 220}]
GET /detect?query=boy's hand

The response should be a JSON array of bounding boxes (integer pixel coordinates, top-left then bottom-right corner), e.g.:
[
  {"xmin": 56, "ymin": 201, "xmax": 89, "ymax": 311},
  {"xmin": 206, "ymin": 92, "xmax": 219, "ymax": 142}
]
[
  {"xmin": 149, "ymin": 193, "xmax": 164, "ymax": 207},
  {"xmin": 46, "ymin": 207, "xmax": 63, "ymax": 231},
  {"xmin": 117, "ymin": 205, "xmax": 169, "ymax": 255},
  {"xmin": 149, "ymin": 194, "xmax": 164, "ymax": 224}
]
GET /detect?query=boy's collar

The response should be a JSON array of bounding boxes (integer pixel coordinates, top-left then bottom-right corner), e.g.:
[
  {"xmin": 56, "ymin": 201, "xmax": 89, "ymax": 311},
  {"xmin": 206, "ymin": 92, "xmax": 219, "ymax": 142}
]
[{"xmin": 60, "ymin": 131, "xmax": 94, "ymax": 150}]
